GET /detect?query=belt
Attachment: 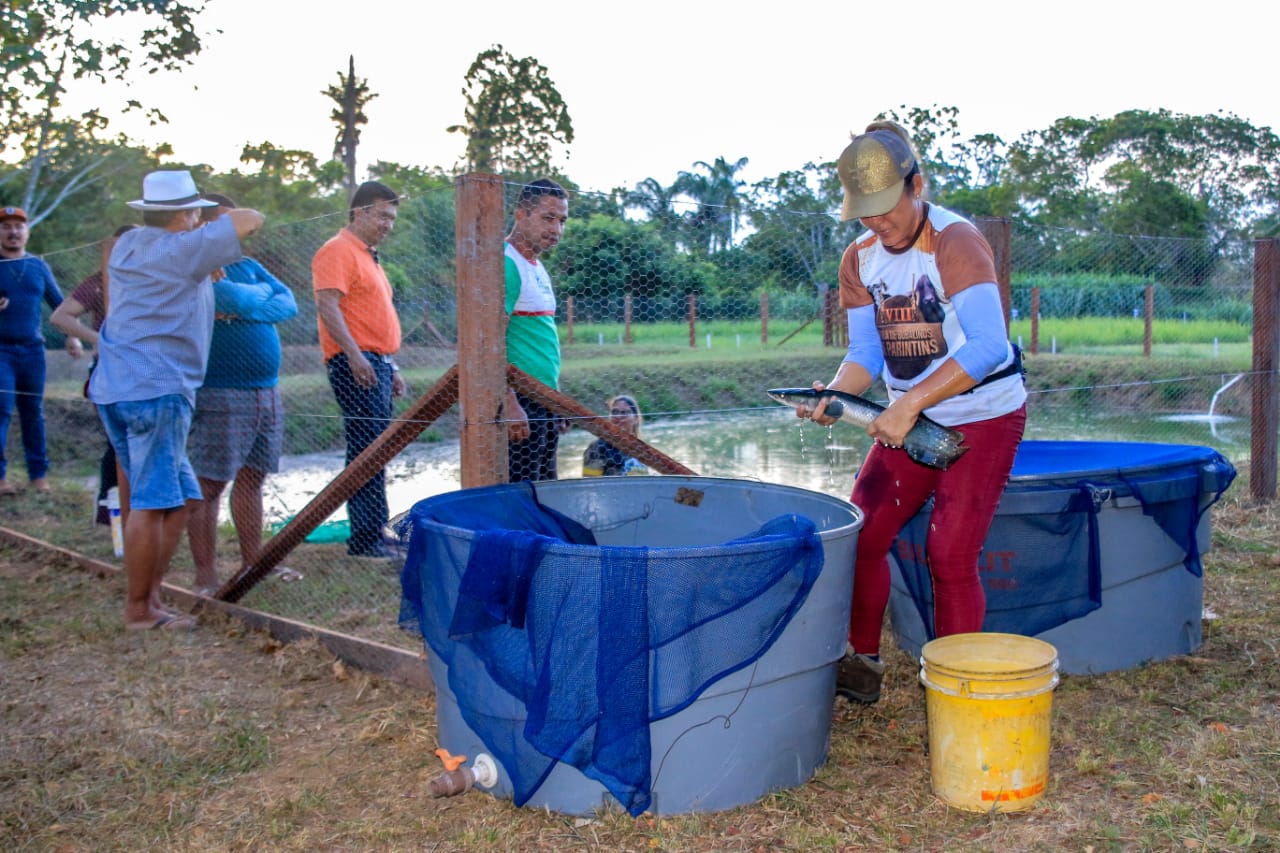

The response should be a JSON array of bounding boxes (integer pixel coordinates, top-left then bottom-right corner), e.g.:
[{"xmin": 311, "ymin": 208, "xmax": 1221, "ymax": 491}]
[
  {"xmin": 328, "ymin": 351, "xmax": 393, "ymax": 363},
  {"xmin": 888, "ymin": 344, "xmax": 1025, "ymax": 396},
  {"xmin": 959, "ymin": 343, "xmax": 1024, "ymax": 395}
]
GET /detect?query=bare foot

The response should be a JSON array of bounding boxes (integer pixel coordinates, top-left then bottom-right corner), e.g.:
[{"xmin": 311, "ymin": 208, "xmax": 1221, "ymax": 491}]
[
  {"xmin": 0, "ymin": 480, "xmax": 16, "ymax": 497},
  {"xmin": 31, "ymin": 478, "xmax": 50, "ymax": 492}
]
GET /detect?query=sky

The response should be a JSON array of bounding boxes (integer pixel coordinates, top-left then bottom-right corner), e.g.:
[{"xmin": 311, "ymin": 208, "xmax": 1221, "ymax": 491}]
[{"xmin": 65, "ymin": 0, "xmax": 1280, "ymax": 195}]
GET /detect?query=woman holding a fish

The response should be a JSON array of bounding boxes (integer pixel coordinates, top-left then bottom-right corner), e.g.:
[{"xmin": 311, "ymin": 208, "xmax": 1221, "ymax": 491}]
[{"xmin": 793, "ymin": 121, "xmax": 1027, "ymax": 704}]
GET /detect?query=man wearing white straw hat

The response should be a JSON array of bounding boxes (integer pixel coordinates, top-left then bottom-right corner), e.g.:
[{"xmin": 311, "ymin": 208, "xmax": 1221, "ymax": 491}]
[{"xmin": 89, "ymin": 170, "xmax": 264, "ymax": 631}]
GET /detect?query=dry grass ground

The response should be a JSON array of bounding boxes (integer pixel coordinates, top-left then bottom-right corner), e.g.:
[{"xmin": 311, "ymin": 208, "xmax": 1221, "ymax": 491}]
[{"xmin": 2, "ymin": 491, "xmax": 1279, "ymax": 852}]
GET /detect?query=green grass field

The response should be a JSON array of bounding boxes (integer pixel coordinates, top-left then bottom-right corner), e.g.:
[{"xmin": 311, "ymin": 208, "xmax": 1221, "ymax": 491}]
[{"xmin": 563, "ymin": 316, "xmax": 1253, "ymax": 351}]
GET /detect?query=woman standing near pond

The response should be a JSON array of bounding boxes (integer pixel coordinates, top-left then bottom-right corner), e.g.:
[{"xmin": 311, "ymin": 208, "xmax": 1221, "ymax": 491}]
[
  {"xmin": 794, "ymin": 121, "xmax": 1026, "ymax": 703},
  {"xmin": 582, "ymin": 394, "xmax": 649, "ymax": 476}
]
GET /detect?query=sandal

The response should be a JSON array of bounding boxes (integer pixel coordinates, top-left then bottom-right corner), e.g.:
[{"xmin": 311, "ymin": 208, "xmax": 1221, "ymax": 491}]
[
  {"xmin": 270, "ymin": 566, "xmax": 303, "ymax": 583},
  {"xmin": 126, "ymin": 613, "xmax": 198, "ymax": 632}
]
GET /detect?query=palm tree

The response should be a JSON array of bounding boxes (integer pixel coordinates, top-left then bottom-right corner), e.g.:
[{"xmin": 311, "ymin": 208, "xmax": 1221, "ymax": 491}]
[
  {"xmin": 324, "ymin": 55, "xmax": 377, "ymax": 195},
  {"xmin": 673, "ymin": 156, "xmax": 749, "ymax": 254},
  {"xmin": 624, "ymin": 177, "xmax": 683, "ymax": 240}
]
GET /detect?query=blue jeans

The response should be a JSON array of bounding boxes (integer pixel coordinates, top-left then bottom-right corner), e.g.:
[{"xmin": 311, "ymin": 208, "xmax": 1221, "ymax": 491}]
[
  {"xmin": 0, "ymin": 342, "xmax": 49, "ymax": 481},
  {"xmin": 327, "ymin": 352, "xmax": 393, "ymax": 554}
]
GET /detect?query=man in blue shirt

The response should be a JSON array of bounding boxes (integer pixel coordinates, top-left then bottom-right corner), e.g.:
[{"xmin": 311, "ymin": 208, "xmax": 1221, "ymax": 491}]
[
  {"xmin": 0, "ymin": 205, "xmax": 64, "ymax": 496},
  {"xmin": 89, "ymin": 171, "xmax": 264, "ymax": 631},
  {"xmin": 185, "ymin": 193, "xmax": 298, "ymax": 596}
]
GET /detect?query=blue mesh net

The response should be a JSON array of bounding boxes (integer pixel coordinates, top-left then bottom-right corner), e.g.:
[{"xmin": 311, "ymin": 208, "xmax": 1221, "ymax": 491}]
[
  {"xmin": 892, "ymin": 442, "xmax": 1236, "ymax": 640},
  {"xmin": 398, "ymin": 483, "xmax": 824, "ymax": 815}
]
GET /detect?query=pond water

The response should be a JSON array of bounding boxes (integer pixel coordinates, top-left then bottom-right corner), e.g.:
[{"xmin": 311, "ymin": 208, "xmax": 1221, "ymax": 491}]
[{"xmin": 255, "ymin": 403, "xmax": 1252, "ymax": 531}]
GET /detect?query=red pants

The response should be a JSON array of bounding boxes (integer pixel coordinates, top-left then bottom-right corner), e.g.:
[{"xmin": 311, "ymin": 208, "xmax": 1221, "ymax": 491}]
[{"xmin": 847, "ymin": 404, "xmax": 1027, "ymax": 655}]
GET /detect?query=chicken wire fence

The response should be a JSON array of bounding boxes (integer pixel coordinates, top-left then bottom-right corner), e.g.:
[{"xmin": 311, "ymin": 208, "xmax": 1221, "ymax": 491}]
[{"xmin": 26, "ymin": 179, "xmax": 1266, "ymax": 650}]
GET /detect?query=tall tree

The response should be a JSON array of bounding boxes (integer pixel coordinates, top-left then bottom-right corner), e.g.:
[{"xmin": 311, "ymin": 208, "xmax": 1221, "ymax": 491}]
[
  {"xmin": 673, "ymin": 156, "xmax": 749, "ymax": 254},
  {"xmin": 624, "ymin": 177, "xmax": 683, "ymax": 241},
  {"xmin": 745, "ymin": 162, "xmax": 848, "ymax": 287},
  {"xmin": 552, "ymin": 213, "xmax": 706, "ymax": 300},
  {"xmin": 875, "ymin": 104, "xmax": 970, "ymax": 195},
  {"xmin": 1, "ymin": 0, "xmax": 208, "ymax": 225},
  {"xmin": 324, "ymin": 55, "xmax": 376, "ymax": 196},
  {"xmin": 447, "ymin": 44, "xmax": 573, "ymax": 176},
  {"xmin": 230, "ymin": 141, "xmax": 346, "ymax": 216},
  {"xmin": 1004, "ymin": 109, "xmax": 1280, "ymax": 242}
]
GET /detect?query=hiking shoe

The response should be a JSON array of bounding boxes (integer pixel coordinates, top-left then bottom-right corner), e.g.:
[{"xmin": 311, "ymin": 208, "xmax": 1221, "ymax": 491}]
[{"xmin": 836, "ymin": 651, "xmax": 885, "ymax": 703}]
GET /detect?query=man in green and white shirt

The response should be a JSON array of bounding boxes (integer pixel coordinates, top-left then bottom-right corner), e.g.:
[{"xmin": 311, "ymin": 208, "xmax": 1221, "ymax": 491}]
[{"xmin": 503, "ymin": 178, "xmax": 568, "ymax": 482}]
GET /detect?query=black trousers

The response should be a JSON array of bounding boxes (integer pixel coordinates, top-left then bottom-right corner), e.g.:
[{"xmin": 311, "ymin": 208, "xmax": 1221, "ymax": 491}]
[
  {"xmin": 326, "ymin": 352, "xmax": 393, "ymax": 554},
  {"xmin": 508, "ymin": 394, "xmax": 559, "ymax": 482}
]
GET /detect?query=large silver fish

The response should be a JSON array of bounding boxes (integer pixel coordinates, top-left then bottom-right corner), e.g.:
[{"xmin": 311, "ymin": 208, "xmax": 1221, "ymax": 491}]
[{"xmin": 766, "ymin": 387, "xmax": 969, "ymax": 471}]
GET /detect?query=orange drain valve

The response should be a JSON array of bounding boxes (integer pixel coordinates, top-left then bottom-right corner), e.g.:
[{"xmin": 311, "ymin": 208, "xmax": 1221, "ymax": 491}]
[{"xmin": 434, "ymin": 748, "xmax": 467, "ymax": 772}]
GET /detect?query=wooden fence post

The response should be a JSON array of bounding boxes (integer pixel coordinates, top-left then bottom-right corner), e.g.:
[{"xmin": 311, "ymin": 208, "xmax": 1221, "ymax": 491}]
[
  {"xmin": 218, "ymin": 368, "xmax": 460, "ymax": 602},
  {"xmin": 565, "ymin": 295, "xmax": 575, "ymax": 345},
  {"xmin": 975, "ymin": 216, "xmax": 1012, "ymax": 330},
  {"xmin": 1143, "ymin": 282, "xmax": 1154, "ymax": 357},
  {"xmin": 455, "ymin": 173, "xmax": 508, "ymax": 488},
  {"xmin": 1252, "ymin": 238, "xmax": 1279, "ymax": 501},
  {"xmin": 819, "ymin": 283, "xmax": 832, "ymax": 346},
  {"xmin": 1030, "ymin": 287, "xmax": 1041, "ymax": 355},
  {"xmin": 830, "ymin": 288, "xmax": 848, "ymax": 348},
  {"xmin": 760, "ymin": 291, "xmax": 769, "ymax": 345},
  {"xmin": 687, "ymin": 293, "xmax": 697, "ymax": 348},
  {"xmin": 624, "ymin": 293, "xmax": 633, "ymax": 344}
]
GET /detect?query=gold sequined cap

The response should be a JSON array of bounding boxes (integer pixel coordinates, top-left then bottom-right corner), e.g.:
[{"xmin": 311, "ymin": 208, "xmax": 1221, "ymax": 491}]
[{"xmin": 837, "ymin": 130, "xmax": 916, "ymax": 221}]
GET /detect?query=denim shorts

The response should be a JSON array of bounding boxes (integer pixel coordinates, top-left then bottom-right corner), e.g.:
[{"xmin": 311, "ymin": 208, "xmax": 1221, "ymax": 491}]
[{"xmin": 97, "ymin": 395, "xmax": 201, "ymax": 510}]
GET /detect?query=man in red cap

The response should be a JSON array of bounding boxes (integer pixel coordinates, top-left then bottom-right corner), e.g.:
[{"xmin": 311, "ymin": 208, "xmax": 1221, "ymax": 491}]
[{"xmin": 0, "ymin": 205, "xmax": 66, "ymax": 496}]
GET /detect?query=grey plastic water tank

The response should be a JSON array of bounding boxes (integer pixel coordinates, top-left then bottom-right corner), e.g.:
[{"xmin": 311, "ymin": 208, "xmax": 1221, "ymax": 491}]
[
  {"xmin": 888, "ymin": 441, "xmax": 1235, "ymax": 675},
  {"xmin": 416, "ymin": 475, "xmax": 863, "ymax": 814}
]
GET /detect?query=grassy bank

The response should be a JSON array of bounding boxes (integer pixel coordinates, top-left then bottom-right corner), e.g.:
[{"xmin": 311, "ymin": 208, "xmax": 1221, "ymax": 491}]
[
  {"xmin": 567, "ymin": 317, "xmax": 1253, "ymax": 349},
  {"xmin": 1, "ymin": 487, "xmax": 1277, "ymax": 850}
]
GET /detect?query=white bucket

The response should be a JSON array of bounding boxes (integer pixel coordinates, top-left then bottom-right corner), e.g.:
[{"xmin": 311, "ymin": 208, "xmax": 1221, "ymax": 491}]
[{"xmin": 105, "ymin": 487, "xmax": 123, "ymax": 557}]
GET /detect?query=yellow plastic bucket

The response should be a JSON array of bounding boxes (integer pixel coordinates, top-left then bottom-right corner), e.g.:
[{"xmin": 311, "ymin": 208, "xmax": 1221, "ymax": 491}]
[{"xmin": 919, "ymin": 632, "xmax": 1059, "ymax": 812}]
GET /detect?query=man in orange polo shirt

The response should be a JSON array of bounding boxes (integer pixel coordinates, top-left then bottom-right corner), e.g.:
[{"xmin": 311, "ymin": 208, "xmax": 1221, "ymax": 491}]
[{"xmin": 312, "ymin": 181, "xmax": 407, "ymax": 558}]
